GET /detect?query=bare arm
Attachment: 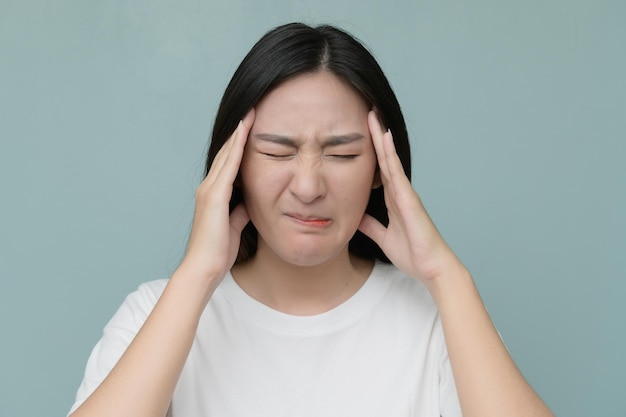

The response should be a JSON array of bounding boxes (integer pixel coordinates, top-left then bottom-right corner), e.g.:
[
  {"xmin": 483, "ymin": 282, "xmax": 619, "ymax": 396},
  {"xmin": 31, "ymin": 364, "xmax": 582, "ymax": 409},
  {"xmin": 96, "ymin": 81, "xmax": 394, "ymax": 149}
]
[
  {"xmin": 359, "ymin": 110, "xmax": 554, "ymax": 417},
  {"xmin": 69, "ymin": 269, "xmax": 217, "ymax": 417},
  {"xmin": 426, "ymin": 262, "xmax": 553, "ymax": 416},
  {"xmin": 70, "ymin": 110, "xmax": 255, "ymax": 417}
]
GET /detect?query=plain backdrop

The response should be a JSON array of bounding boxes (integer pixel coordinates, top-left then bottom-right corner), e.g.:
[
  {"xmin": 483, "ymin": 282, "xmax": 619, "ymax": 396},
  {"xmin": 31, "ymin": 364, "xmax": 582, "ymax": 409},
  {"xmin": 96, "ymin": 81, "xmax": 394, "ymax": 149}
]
[{"xmin": 1, "ymin": 1, "xmax": 624, "ymax": 416}]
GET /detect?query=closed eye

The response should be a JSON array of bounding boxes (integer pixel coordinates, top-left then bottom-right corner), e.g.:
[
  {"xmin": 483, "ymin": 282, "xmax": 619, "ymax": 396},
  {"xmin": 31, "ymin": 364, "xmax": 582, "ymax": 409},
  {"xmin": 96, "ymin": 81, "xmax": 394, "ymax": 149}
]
[
  {"xmin": 262, "ymin": 152, "xmax": 295, "ymax": 159},
  {"xmin": 328, "ymin": 154, "xmax": 359, "ymax": 160}
]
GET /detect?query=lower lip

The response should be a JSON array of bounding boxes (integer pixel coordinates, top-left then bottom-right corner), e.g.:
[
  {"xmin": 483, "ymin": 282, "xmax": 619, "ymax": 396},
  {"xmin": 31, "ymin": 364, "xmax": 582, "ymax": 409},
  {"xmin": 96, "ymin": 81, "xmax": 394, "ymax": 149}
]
[{"xmin": 287, "ymin": 216, "xmax": 332, "ymax": 228}]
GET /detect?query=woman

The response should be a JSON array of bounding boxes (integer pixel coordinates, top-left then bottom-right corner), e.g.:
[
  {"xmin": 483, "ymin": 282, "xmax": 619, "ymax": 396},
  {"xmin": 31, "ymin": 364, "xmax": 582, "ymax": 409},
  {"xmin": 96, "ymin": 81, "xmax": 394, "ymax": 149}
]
[{"xmin": 68, "ymin": 23, "xmax": 554, "ymax": 417}]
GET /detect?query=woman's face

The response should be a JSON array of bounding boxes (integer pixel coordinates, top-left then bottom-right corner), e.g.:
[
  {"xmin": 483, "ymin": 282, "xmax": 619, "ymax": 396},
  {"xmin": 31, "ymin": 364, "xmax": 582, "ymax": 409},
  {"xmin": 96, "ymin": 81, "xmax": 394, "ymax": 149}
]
[{"xmin": 240, "ymin": 71, "xmax": 379, "ymax": 266}]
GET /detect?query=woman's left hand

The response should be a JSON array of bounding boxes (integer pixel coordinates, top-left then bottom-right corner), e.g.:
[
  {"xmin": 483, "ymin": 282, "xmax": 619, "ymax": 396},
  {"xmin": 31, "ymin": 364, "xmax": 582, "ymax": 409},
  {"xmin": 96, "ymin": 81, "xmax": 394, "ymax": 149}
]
[
  {"xmin": 358, "ymin": 111, "xmax": 465, "ymax": 283},
  {"xmin": 361, "ymin": 112, "xmax": 556, "ymax": 417}
]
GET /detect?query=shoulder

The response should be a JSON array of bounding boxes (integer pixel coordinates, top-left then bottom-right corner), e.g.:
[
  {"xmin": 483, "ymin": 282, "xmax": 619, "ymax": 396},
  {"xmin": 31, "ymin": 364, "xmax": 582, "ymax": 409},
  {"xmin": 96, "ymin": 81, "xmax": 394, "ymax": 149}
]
[
  {"xmin": 129, "ymin": 279, "xmax": 169, "ymax": 303},
  {"xmin": 122, "ymin": 279, "xmax": 168, "ymax": 309},
  {"xmin": 367, "ymin": 263, "xmax": 449, "ymax": 365},
  {"xmin": 66, "ymin": 279, "xmax": 169, "ymax": 415},
  {"xmin": 365, "ymin": 263, "xmax": 442, "ymax": 337},
  {"xmin": 372, "ymin": 262, "xmax": 437, "ymax": 310},
  {"xmin": 105, "ymin": 279, "xmax": 169, "ymax": 329}
]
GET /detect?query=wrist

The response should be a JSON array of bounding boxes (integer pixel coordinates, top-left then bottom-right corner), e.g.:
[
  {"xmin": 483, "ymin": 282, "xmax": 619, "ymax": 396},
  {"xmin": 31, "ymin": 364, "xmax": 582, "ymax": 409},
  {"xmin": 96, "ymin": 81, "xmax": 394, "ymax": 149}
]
[
  {"xmin": 422, "ymin": 259, "xmax": 475, "ymax": 307},
  {"xmin": 171, "ymin": 261, "xmax": 226, "ymax": 304}
]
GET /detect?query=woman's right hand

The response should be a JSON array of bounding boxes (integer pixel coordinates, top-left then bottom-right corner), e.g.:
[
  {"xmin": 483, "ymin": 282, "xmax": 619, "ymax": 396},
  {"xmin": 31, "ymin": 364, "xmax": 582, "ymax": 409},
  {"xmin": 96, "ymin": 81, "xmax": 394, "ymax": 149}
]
[
  {"xmin": 179, "ymin": 109, "xmax": 255, "ymax": 283},
  {"xmin": 69, "ymin": 113, "xmax": 256, "ymax": 417}
]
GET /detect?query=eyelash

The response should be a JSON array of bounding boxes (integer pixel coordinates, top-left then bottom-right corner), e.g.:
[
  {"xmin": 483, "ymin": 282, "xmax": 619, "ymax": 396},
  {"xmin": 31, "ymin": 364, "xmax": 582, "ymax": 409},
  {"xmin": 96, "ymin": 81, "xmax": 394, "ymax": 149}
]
[
  {"xmin": 262, "ymin": 153, "xmax": 358, "ymax": 160},
  {"xmin": 262, "ymin": 153, "xmax": 294, "ymax": 159}
]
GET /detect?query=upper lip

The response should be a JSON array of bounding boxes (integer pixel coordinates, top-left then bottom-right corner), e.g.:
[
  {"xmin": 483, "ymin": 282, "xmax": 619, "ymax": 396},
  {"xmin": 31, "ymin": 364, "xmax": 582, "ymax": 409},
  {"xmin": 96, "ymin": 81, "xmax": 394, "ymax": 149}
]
[{"xmin": 285, "ymin": 213, "xmax": 331, "ymax": 221}]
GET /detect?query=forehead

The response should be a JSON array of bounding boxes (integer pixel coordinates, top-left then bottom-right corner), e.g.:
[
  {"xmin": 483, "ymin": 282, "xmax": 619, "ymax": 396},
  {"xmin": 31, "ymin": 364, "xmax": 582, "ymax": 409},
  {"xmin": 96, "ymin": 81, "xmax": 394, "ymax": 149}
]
[{"xmin": 252, "ymin": 71, "xmax": 370, "ymax": 137}]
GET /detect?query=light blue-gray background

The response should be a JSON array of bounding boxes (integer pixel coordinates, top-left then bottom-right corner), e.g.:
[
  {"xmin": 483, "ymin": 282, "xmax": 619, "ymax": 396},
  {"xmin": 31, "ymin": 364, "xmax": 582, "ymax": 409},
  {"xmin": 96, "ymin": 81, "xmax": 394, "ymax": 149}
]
[{"xmin": 1, "ymin": 0, "xmax": 624, "ymax": 416}]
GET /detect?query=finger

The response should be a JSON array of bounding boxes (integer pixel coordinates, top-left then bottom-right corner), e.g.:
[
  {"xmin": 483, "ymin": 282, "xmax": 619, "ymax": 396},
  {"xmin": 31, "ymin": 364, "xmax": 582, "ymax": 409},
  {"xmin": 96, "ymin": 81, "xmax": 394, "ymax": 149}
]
[
  {"xmin": 368, "ymin": 111, "xmax": 412, "ymax": 199},
  {"xmin": 368, "ymin": 110, "xmax": 389, "ymax": 176},
  {"xmin": 358, "ymin": 213, "xmax": 387, "ymax": 247},
  {"xmin": 205, "ymin": 127, "xmax": 237, "ymax": 185},
  {"xmin": 380, "ymin": 128, "xmax": 410, "ymax": 193},
  {"xmin": 378, "ymin": 130, "xmax": 402, "ymax": 198},
  {"xmin": 241, "ymin": 107, "xmax": 255, "ymax": 131},
  {"xmin": 206, "ymin": 108, "xmax": 255, "ymax": 186},
  {"xmin": 368, "ymin": 111, "xmax": 395, "ymax": 194},
  {"xmin": 219, "ymin": 108, "xmax": 255, "ymax": 185}
]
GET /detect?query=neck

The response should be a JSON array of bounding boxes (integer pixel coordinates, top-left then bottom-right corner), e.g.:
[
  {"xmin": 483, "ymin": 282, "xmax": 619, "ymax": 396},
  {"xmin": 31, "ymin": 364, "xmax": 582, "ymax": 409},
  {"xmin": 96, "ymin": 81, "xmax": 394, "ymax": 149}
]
[{"xmin": 231, "ymin": 242, "xmax": 373, "ymax": 316}]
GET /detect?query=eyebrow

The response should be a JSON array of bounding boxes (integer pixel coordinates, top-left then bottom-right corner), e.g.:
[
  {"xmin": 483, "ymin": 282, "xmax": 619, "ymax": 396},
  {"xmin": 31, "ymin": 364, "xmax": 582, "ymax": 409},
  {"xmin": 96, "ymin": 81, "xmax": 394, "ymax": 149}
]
[{"xmin": 253, "ymin": 133, "xmax": 365, "ymax": 147}]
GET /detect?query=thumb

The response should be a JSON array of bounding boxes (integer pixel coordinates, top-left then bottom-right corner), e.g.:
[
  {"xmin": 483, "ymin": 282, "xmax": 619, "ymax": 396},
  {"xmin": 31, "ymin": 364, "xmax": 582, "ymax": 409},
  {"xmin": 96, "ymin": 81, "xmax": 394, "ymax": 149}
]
[{"xmin": 358, "ymin": 213, "xmax": 387, "ymax": 247}]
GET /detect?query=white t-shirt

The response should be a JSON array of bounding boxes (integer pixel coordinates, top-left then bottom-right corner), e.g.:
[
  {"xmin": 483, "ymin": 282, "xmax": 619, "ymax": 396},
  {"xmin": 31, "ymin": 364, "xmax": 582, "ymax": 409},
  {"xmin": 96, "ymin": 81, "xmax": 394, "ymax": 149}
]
[{"xmin": 69, "ymin": 262, "xmax": 461, "ymax": 416}]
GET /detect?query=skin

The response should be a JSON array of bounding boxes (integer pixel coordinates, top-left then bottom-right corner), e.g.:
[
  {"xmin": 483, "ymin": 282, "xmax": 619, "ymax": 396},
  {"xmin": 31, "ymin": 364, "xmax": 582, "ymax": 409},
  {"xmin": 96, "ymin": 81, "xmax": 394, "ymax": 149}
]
[
  {"xmin": 362, "ymin": 112, "xmax": 555, "ymax": 416},
  {"xmin": 69, "ymin": 71, "xmax": 555, "ymax": 417},
  {"xmin": 232, "ymin": 72, "xmax": 379, "ymax": 315}
]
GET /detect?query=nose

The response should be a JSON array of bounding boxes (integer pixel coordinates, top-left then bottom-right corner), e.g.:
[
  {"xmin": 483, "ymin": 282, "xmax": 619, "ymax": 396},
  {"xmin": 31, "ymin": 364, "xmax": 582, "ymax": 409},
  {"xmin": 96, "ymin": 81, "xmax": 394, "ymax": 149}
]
[{"xmin": 288, "ymin": 158, "xmax": 326, "ymax": 204}]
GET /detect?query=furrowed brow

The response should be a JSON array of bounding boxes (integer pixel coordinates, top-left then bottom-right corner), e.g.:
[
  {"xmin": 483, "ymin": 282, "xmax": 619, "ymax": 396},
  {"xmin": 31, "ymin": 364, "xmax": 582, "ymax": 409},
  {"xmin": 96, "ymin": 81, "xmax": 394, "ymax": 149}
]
[
  {"xmin": 253, "ymin": 134, "xmax": 297, "ymax": 147},
  {"xmin": 323, "ymin": 133, "xmax": 365, "ymax": 146}
]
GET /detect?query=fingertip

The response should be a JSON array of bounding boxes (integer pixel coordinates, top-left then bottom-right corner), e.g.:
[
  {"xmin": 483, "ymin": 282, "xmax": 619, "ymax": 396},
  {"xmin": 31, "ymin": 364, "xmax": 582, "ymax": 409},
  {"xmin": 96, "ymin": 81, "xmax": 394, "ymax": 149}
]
[
  {"xmin": 378, "ymin": 124, "xmax": 391, "ymax": 143},
  {"xmin": 367, "ymin": 109, "xmax": 379, "ymax": 127},
  {"xmin": 369, "ymin": 109, "xmax": 388, "ymax": 135},
  {"xmin": 383, "ymin": 129, "xmax": 396, "ymax": 151},
  {"xmin": 242, "ymin": 108, "xmax": 256, "ymax": 128},
  {"xmin": 233, "ymin": 110, "xmax": 255, "ymax": 147}
]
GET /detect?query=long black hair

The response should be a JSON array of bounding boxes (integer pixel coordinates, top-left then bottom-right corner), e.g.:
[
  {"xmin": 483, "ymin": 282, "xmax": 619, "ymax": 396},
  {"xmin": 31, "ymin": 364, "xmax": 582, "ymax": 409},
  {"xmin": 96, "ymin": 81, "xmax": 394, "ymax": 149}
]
[{"xmin": 206, "ymin": 22, "xmax": 411, "ymax": 263}]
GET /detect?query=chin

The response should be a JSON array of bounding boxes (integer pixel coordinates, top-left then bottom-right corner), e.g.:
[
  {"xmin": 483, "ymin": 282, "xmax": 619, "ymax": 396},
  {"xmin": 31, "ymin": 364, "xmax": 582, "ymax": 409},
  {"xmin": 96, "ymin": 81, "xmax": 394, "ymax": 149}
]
[
  {"xmin": 271, "ymin": 241, "xmax": 348, "ymax": 268},
  {"xmin": 280, "ymin": 250, "xmax": 337, "ymax": 267}
]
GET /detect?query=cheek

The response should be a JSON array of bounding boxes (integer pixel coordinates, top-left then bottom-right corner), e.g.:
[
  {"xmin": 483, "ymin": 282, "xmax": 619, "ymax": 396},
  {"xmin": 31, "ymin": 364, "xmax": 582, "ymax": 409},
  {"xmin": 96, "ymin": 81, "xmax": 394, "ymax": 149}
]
[
  {"xmin": 343, "ymin": 156, "xmax": 377, "ymax": 186},
  {"xmin": 240, "ymin": 152, "xmax": 266, "ymax": 187},
  {"xmin": 334, "ymin": 162, "xmax": 377, "ymax": 203},
  {"xmin": 240, "ymin": 159, "xmax": 287, "ymax": 202}
]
